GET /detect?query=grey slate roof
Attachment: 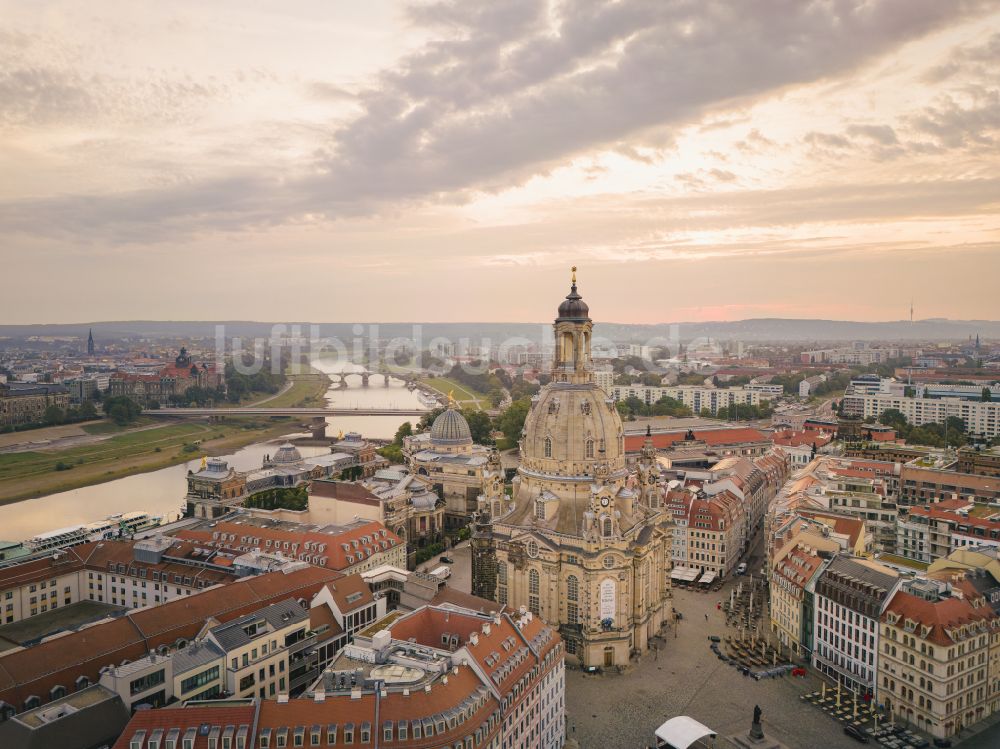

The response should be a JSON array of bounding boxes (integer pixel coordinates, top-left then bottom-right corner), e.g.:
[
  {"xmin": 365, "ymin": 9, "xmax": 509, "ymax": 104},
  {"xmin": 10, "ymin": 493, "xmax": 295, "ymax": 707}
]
[
  {"xmin": 171, "ymin": 639, "xmax": 225, "ymax": 675},
  {"xmin": 208, "ymin": 598, "xmax": 307, "ymax": 651},
  {"xmin": 0, "ymin": 684, "xmax": 129, "ymax": 749}
]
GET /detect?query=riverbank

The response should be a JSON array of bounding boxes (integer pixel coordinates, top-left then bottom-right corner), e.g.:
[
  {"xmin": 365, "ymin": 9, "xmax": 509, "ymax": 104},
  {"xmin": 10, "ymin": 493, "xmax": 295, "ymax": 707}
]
[
  {"xmin": 422, "ymin": 376, "xmax": 492, "ymax": 410},
  {"xmin": 0, "ymin": 371, "xmax": 331, "ymax": 506}
]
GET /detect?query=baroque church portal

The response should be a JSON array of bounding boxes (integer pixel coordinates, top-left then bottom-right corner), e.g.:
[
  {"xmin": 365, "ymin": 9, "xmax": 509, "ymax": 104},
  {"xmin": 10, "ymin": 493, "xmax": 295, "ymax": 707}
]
[{"xmin": 472, "ymin": 269, "xmax": 674, "ymax": 668}]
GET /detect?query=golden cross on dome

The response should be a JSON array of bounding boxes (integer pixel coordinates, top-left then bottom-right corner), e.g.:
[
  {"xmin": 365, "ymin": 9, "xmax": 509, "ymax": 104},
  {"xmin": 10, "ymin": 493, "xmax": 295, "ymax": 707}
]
[{"xmin": 571, "ymin": 266, "xmax": 577, "ymax": 283}]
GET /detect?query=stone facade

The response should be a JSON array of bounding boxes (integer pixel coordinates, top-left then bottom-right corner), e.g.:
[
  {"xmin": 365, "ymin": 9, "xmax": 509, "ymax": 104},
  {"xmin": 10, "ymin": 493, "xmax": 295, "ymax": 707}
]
[
  {"xmin": 404, "ymin": 403, "xmax": 490, "ymax": 529},
  {"xmin": 473, "ymin": 272, "xmax": 674, "ymax": 668},
  {"xmin": 0, "ymin": 382, "xmax": 70, "ymax": 427}
]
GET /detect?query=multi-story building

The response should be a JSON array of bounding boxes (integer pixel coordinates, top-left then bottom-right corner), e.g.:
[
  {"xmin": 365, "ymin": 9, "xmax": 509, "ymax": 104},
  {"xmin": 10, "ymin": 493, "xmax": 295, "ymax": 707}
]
[
  {"xmin": 823, "ymin": 474, "xmax": 898, "ymax": 554},
  {"xmin": 0, "ymin": 537, "xmax": 241, "ymax": 626},
  {"xmin": 175, "ymin": 516, "xmax": 407, "ymax": 576},
  {"xmin": 812, "ymin": 556, "xmax": 900, "ymax": 698},
  {"xmin": 109, "ymin": 348, "xmax": 223, "ymax": 407},
  {"xmin": 799, "ymin": 374, "xmax": 827, "ymax": 398},
  {"xmin": 609, "ymin": 384, "xmax": 762, "ymax": 416},
  {"xmin": 841, "ymin": 393, "xmax": 1000, "ymax": 438},
  {"xmin": 800, "ymin": 346, "xmax": 899, "ymax": 365},
  {"xmin": 111, "ymin": 603, "xmax": 566, "ymax": 749},
  {"xmin": 898, "ymin": 464, "xmax": 1000, "ymax": 507},
  {"xmin": 957, "ymin": 446, "xmax": 1000, "ymax": 478},
  {"xmin": 0, "ymin": 382, "xmax": 71, "ymax": 427},
  {"xmin": 897, "ymin": 503, "xmax": 1000, "ymax": 563},
  {"xmin": 207, "ymin": 598, "xmax": 308, "ymax": 700},
  {"xmin": 665, "ymin": 487, "xmax": 746, "ymax": 579},
  {"xmin": 310, "ymin": 477, "xmax": 444, "ymax": 551},
  {"xmin": 0, "ymin": 565, "xmax": 350, "ymax": 721},
  {"xmin": 770, "ymin": 539, "xmax": 831, "ymax": 658},
  {"xmin": 98, "ymin": 639, "xmax": 226, "ymax": 710},
  {"xmin": 879, "ymin": 572, "xmax": 1000, "ymax": 739}
]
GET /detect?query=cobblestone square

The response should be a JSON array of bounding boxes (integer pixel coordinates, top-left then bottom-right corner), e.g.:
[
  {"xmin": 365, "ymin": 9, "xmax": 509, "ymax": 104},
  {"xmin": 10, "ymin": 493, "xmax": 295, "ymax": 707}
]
[{"xmin": 566, "ymin": 583, "xmax": 863, "ymax": 749}]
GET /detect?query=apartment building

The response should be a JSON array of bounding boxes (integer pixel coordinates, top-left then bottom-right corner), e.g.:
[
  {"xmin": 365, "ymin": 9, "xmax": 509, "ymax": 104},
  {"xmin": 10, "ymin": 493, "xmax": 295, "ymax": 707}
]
[
  {"xmin": 880, "ymin": 572, "xmax": 1000, "ymax": 739},
  {"xmin": 813, "ymin": 556, "xmax": 900, "ymax": 698},
  {"xmin": 897, "ymin": 503, "xmax": 1000, "ymax": 564},
  {"xmin": 610, "ymin": 384, "xmax": 761, "ymax": 416},
  {"xmin": 98, "ymin": 639, "xmax": 226, "ymax": 711},
  {"xmin": 0, "ymin": 566, "xmax": 347, "ymax": 720},
  {"xmin": 898, "ymin": 465, "xmax": 1000, "ymax": 507},
  {"xmin": 664, "ymin": 488, "xmax": 746, "ymax": 578},
  {"xmin": 841, "ymin": 393, "xmax": 1000, "ymax": 438},
  {"xmin": 770, "ymin": 539, "xmax": 831, "ymax": 658},
  {"xmin": 112, "ymin": 603, "xmax": 566, "ymax": 749}
]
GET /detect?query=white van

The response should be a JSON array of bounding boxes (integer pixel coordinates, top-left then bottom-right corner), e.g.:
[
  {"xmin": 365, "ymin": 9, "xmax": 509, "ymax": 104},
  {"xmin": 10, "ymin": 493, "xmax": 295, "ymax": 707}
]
[
  {"xmin": 431, "ymin": 565, "xmax": 452, "ymax": 580},
  {"xmin": 736, "ymin": 563, "xmax": 747, "ymax": 575}
]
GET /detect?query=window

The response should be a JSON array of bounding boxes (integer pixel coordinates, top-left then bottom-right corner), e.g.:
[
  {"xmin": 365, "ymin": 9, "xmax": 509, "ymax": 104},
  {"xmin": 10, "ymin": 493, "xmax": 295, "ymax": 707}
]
[
  {"xmin": 585, "ymin": 439, "xmax": 594, "ymax": 458},
  {"xmin": 566, "ymin": 575, "xmax": 579, "ymax": 602},
  {"xmin": 130, "ymin": 669, "xmax": 165, "ymax": 696},
  {"xmin": 529, "ymin": 569, "xmax": 540, "ymax": 616},
  {"xmin": 544, "ymin": 437, "xmax": 552, "ymax": 458},
  {"xmin": 181, "ymin": 666, "xmax": 219, "ymax": 694},
  {"xmin": 602, "ymin": 516, "xmax": 613, "ymax": 537}
]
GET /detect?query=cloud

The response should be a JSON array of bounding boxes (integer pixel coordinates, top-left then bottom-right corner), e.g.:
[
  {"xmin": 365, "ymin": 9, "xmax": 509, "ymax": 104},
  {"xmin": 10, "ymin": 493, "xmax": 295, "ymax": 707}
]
[{"xmin": 1, "ymin": 0, "xmax": 992, "ymax": 240}]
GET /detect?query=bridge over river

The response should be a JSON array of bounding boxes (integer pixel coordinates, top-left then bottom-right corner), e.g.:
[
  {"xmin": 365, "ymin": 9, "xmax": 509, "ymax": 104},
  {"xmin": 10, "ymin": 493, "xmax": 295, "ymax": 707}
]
[{"xmin": 143, "ymin": 406, "xmax": 429, "ymax": 438}]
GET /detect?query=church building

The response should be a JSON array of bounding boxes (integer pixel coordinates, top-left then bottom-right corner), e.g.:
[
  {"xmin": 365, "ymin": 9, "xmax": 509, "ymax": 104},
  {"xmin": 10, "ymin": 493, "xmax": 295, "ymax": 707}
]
[{"xmin": 472, "ymin": 270, "xmax": 674, "ymax": 668}]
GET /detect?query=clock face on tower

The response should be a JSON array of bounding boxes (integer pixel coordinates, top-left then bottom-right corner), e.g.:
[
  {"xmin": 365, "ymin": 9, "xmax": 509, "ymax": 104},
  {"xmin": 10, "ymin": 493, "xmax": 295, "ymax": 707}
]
[{"xmin": 600, "ymin": 496, "xmax": 610, "ymax": 507}]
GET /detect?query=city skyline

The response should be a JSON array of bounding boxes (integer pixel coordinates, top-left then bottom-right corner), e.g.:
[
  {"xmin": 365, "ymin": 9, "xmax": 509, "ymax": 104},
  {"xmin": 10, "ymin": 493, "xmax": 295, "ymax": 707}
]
[{"xmin": 2, "ymin": 0, "xmax": 999, "ymax": 324}]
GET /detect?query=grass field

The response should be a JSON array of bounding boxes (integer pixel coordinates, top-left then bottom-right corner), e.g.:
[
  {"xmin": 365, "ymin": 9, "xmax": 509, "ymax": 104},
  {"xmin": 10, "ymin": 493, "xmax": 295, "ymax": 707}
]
[
  {"xmin": 423, "ymin": 377, "xmax": 492, "ymax": 410},
  {"xmin": 0, "ymin": 371, "xmax": 331, "ymax": 505}
]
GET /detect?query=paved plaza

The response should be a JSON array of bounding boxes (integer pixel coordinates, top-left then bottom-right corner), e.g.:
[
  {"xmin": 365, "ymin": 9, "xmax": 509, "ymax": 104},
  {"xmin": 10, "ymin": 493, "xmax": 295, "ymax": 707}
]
[{"xmin": 566, "ymin": 582, "xmax": 870, "ymax": 749}]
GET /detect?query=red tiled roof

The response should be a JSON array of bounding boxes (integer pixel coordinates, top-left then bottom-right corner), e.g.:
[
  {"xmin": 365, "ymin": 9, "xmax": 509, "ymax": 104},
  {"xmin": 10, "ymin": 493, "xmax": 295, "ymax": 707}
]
[
  {"xmin": 0, "ymin": 566, "xmax": 344, "ymax": 711},
  {"xmin": 174, "ymin": 520, "xmax": 402, "ymax": 572},
  {"xmin": 112, "ymin": 705, "xmax": 256, "ymax": 749},
  {"xmin": 882, "ymin": 588, "xmax": 997, "ymax": 647},
  {"xmin": 624, "ymin": 427, "xmax": 768, "ymax": 452}
]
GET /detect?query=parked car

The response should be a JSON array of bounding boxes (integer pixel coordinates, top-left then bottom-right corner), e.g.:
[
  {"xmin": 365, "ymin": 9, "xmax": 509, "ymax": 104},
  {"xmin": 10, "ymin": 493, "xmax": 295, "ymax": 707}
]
[
  {"xmin": 708, "ymin": 635, "xmax": 721, "ymax": 642},
  {"xmin": 736, "ymin": 562, "xmax": 747, "ymax": 575},
  {"xmin": 844, "ymin": 725, "xmax": 869, "ymax": 743},
  {"xmin": 439, "ymin": 555, "xmax": 453, "ymax": 564}
]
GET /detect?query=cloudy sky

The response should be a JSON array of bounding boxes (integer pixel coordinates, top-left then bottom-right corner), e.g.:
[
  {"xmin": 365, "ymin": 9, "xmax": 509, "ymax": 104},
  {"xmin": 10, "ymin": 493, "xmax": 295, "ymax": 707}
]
[{"xmin": 1, "ymin": 0, "xmax": 998, "ymax": 325}]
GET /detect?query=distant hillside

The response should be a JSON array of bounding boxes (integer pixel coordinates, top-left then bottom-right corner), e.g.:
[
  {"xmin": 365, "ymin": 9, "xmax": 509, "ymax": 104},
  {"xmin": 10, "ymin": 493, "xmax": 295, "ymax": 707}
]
[{"xmin": 1, "ymin": 318, "xmax": 998, "ymax": 344}]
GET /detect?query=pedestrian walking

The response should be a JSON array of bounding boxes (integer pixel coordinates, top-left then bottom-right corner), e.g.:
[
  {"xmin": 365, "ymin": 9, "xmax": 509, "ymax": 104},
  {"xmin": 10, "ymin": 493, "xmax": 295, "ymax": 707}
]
[{"xmin": 704, "ymin": 613, "xmax": 709, "ymax": 622}]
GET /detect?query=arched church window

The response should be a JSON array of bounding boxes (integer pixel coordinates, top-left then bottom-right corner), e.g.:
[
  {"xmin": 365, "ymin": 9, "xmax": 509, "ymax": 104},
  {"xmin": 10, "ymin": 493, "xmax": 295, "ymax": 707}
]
[
  {"xmin": 585, "ymin": 439, "xmax": 594, "ymax": 459},
  {"xmin": 528, "ymin": 569, "xmax": 540, "ymax": 616},
  {"xmin": 602, "ymin": 516, "xmax": 613, "ymax": 538},
  {"xmin": 535, "ymin": 500, "xmax": 545, "ymax": 521},
  {"xmin": 566, "ymin": 575, "xmax": 579, "ymax": 602},
  {"xmin": 544, "ymin": 437, "xmax": 552, "ymax": 458}
]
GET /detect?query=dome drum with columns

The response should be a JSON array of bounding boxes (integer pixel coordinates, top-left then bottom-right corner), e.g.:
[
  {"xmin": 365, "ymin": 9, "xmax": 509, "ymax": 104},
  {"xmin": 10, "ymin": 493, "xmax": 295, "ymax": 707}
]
[{"xmin": 473, "ymin": 269, "xmax": 674, "ymax": 669}]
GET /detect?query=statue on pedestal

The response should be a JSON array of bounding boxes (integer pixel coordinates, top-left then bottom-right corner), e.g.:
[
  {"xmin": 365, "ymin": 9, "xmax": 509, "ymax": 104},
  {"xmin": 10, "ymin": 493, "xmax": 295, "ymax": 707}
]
[{"xmin": 750, "ymin": 704, "xmax": 764, "ymax": 740}]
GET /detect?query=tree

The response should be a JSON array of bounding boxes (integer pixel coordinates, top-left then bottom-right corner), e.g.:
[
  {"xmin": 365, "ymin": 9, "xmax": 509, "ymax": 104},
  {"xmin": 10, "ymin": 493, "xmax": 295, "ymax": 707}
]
[
  {"xmin": 497, "ymin": 398, "xmax": 531, "ymax": 443},
  {"xmin": 43, "ymin": 404, "xmax": 65, "ymax": 425},
  {"xmin": 983, "ymin": 388, "xmax": 993, "ymax": 402},
  {"xmin": 879, "ymin": 408, "xmax": 908, "ymax": 431},
  {"xmin": 417, "ymin": 407, "xmax": 445, "ymax": 432},
  {"xmin": 393, "ymin": 421, "xmax": 413, "ymax": 444},
  {"xmin": 102, "ymin": 396, "xmax": 142, "ymax": 426},
  {"xmin": 462, "ymin": 409, "xmax": 494, "ymax": 444},
  {"xmin": 78, "ymin": 400, "xmax": 98, "ymax": 419}
]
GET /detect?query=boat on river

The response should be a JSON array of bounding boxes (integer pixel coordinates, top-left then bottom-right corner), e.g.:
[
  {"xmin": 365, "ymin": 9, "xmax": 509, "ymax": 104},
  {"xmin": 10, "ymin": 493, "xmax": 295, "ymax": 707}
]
[{"xmin": 23, "ymin": 511, "xmax": 163, "ymax": 553}]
